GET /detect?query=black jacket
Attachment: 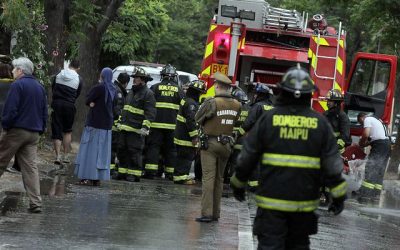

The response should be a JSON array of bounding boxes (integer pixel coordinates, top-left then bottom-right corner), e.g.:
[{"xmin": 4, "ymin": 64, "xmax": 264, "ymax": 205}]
[
  {"xmin": 231, "ymin": 103, "xmax": 346, "ymax": 212},
  {"xmin": 174, "ymin": 97, "xmax": 199, "ymax": 147},
  {"xmin": 323, "ymin": 108, "xmax": 351, "ymax": 147},
  {"xmin": 241, "ymin": 98, "xmax": 273, "ymax": 133},
  {"xmin": 113, "ymin": 80, "xmax": 128, "ymax": 121},
  {"xmin": 119, "ymin": 84, "xmax": 156, "ymax": 134},
  {"xmin": 150, "ymin": 79, "xmax": 184, "ymax": 130}
]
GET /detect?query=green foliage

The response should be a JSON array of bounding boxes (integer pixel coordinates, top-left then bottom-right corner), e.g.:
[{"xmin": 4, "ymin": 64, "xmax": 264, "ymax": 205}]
[{"xmin": 0, "ymin": 0, "xmax": 50, "ymax": 85}]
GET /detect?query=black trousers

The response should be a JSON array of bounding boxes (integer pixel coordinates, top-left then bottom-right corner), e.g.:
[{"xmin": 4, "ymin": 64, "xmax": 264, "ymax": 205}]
[
  {"xmin": 145, "ymin": 128, "xmax": 177, "ymax": 175},
  {"xmin": 111, "ymin": 130, "xmax": 120, "ymax": 171},
  {"xmin": 254, "ymin": 208, "xmax": 318, "ymax": 250},
  {"xmin": 173, "ymin": 145, "xmax": 196, "ymax": 182},
  {"xmin": 117, "ymin": 131, "xmax": 145, "ymax": 177}
]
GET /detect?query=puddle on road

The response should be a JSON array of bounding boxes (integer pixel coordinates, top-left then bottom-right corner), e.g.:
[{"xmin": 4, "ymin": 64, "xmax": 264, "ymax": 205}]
[{"xmin": 0, "ymin": 191, "xmax": 23, "ymax": 215}]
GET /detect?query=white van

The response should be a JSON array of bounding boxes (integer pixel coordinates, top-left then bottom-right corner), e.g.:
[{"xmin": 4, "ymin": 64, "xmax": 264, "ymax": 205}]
[{"xmin": 113, "ymin": 65, "xmax": 198, "ymax": 90}]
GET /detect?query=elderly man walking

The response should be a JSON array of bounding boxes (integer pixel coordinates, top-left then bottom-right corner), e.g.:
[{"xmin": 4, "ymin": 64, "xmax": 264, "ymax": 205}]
[{"xmin": 0, "ymin": 57, "xmax": 48, "ymax": 213}]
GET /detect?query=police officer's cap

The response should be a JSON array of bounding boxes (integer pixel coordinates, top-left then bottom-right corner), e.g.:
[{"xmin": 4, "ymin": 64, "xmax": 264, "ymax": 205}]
[
  {"xmin": 131, "ymin": 67, "xmax": 153, "ymax": 82},
  {"xmin": 278, "ymin": 64, "xmax": 316, "ymax": 98},
  {"xmin": 213, "ymin": 72, "xmax": 232, "ymax": 86}
]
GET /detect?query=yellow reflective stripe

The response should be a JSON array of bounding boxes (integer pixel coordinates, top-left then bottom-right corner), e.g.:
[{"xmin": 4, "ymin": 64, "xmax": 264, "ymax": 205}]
[
  {"xmin": 336, "ymin": 57, "xmax": 343, "ymax": 75},
  {"xmin": 308, "ymin": 48, "xmax": 313, "ymax": 58},
  {"xmin": 339, "ymin": 39, "xmax": 344, "ymax": 48},
  {"xmin": 256, "ymin": 195, "xmax": 319, "ymax": 212},
  {"xmin": 313, "ymin": 36, "xmax": 329, "ymax": 46},
  {"xmin": 337, "ymin": 139, "xmax": 345, "ymax": 148},
  {"xmin": 112, "ymin": 126, "xmax": 119, "ymax": 131},
  {"xmin": 263, "ymin": 105, "xmax": 273, "ymax": 111},
  {"xmin": 118, "ymin": 168, "xmax": 128, "ymax": 174},
  {"xmin": 110, "ymin": 164, "xmax": 116, "ymax": 170},
  {"xmin": 230, "ymin": 175, "xmax": 246, "ymax": 188},
  {"xmin": 142, "ymin": 120, "xmax": 151, "ymax": 128},
  {"xmin": 174, "ymin": 138, "xmax": 196, "ymax": 147},
  {"xmin": 263, "ymin": 153, "xmax": 320, "ymax": 169},
  {"xmin": 234, "ymin": 144, "xmax": 243, "ymax": 150},
  {"xmin": 118, "ymin": 124, "xmax": 141, "ymax": 134},
  {"xmin": 145, "ymin": 164, "xmax": 158, "ymax": 170},
  {"xmin": 334, "ymin": 132, "xmax": 341, "ymax": 137},
  {"xmin": 177, "ymin": 115, "xmax": 186, "ymax": 123},
  {"xmin": 189, "ymin": 130, "xmax": 198, "ymax": 137},
  {"xmin": 375, "ymin": 184, "xmax": 383, "ymax": 190},
  {"xmin": 173, "ymin": 175, "xmax": 189, "ymax": 181},
  {"xmin": 151, "ymin": 122, "xmax": 176, "ymax": 129},
  {"xmin": 319, "ymin": 100, "xmax": 328, "ymax": 111},
  {"xmin": 362, "ymin": 181, "xmax": 375, "ymax": 189},
  {"xmin": 204, "ymin": 41, "xmax": 214, "ymax": 59},
  {"xmin": 123, "ymin": 105, "xmax": 144, "ymax": 115},
  {"xmin": 311, "ymin": 52, "xmax": 317, "ymax": 69},
  {"xmin": 209, "ymin": 24, "xmax": 217, "ymax": 32},
  {"xmin": 224, "ymin": 27, "xmax": 231, "ymax": 34},
  {"xmin": 165, "ymin": 167, "xmax": 174, "ymax": 173},
  {"xmin": 127, "ymin": 169, "xmax": 142, "ymax": 176},
  {"xmin": 155, "ymin": 102, "xmax": 179, "ymax": 110},
  {"xmin": 248, "ymin": 181, "xmax": 259, "ymax": 187},
  {"xmin": 180, "ymin": 99, "xmax": 186, "ymax": 106},
  {"xmin": 201, "ymin": 65, "xmax": 211, "ymax": 76},
  {"xmin": 238, "ymin": 127, "xmax": 245, "ymax": 136},
  {"xmin": 330, "ymin": 181, "xmax": 347, "ymax": 198}
]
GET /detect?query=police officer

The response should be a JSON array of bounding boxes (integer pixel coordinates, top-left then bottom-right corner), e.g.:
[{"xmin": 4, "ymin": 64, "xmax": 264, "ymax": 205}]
[
  {"xmin": 173, "ymin": 80, "xmax": 206, "ymax": 185},
  {"xmin": 324, "ymin": 89, "xmax": 351, "ymax": 154},
  {"xmin": 110, "ymin": 72, "xmax": 130, "ymax": 177},
  {"xmin": 230, "ymin": 66, "xmax": 347, "ymax": 249},
  {"xmin": 144, "ymin": 64, "xmax": 184, "ymax": 179},
  {"xmin": 224, "ymin": 87, "xmax": 250, "ymax": 184},
  {"xmin": 356, "ymin": 112, "xmax": 391, "ymax": 200},
  {"xmin": 195, "ymin": 72, "xmax": 241, "ymax": 222},
  {"xmin": 241, "ymin": 83, "xmax": 274, "ymax": 191},
  {"xmin": 115, "ymin": 67, "xmax": 156, "ymax": 182}
]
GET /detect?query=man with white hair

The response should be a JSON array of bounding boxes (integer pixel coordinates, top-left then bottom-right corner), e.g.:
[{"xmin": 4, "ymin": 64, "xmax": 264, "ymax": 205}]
[{"xmin": 0, "ymin": 57, "xmax": 48, "ymax": 213}]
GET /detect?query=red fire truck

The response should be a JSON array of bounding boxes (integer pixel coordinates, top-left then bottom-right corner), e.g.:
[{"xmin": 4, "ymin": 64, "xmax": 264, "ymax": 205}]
[{"xmin": 199, "ymin": 0, "xmax": 398, "ymax": 136}]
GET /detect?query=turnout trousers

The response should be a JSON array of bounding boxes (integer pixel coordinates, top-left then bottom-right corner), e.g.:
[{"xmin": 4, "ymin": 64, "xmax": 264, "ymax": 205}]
[
  {"xmin": 173, "ymin": 145, "xmax": 196, "ymax": 183},
  {"xmin": 200, "ymin": 138, "xmax": 231, "ymax": 218},
  {"xmin": 145, "ymin": 128, "xmax": 176, "ymax": 176},
  {"xmin": 117, "ymin": 131, "xmax": 145, "ymax": 178},
  {"xmin": 254, "ymin": 208, "xmax": 318, "ymax": 250},
  {"xmin": 110, "ymin": 130, "xmax": 120, "ymax": 172},
  {"xmin": 360, "ymin": 139, "xmax": 391, "ymax": 198}
]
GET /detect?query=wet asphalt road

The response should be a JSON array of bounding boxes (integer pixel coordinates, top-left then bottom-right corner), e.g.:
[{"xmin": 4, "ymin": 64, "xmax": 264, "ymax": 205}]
[{"xmin": 0, "ymin": 168, "xmax": 400, "ymax": 249}]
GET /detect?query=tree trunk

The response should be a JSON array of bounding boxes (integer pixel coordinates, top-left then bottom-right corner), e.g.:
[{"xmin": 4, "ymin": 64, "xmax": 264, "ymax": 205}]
[
  {"xmin": 72, "ymin": 0, "xmax": 125, "ymax": 141},
  {"xmin": 0, "ymin": 27, "xmax": 11, "ymax": 55},
  {"xmin": 44, "ymin": 0, "xmax": 70, "ymax": 76}
]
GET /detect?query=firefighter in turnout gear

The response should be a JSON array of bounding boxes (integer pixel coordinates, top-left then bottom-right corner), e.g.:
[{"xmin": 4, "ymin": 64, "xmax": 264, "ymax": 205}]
[
  {"xmin": 224, "ymin": 87, "xmax": 250, "ymax": 184},
  {"xmin": 115, "ymin": 67, "xmax": 156, "ymax": 182},
  {"xmin": 323, "ymin": 89, "xmax": 351, "ymax": 154},
  {"xmin": 110, "ymin": 73, "xmax": 130, "ymax": 177},
  {"xmin": 195, "ymin": 72, "xmax": 241, "ymax": 223},
  {"xmin": 173, "ymin": 80, "xmax": 206, "ymax": 185},
  {"xmin": 230, "ymin": 66, "xmax": 347, "ymax": 249},
  {"xmin": 144, "ymin": 64, "xmax": 184, "ymax": 179},
  {"xmin": 241, "ymin": 83, "xmax": 274, "ymax": 191}
]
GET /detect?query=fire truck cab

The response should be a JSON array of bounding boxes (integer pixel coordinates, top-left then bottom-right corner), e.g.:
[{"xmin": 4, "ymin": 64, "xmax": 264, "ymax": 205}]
[{"xmin": 199, "ymin": 0, "xmax": 397, "ymax": 135}]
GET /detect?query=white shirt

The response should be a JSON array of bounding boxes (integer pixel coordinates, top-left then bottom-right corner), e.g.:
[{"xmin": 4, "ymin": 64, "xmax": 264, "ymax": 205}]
[{"xmin": 363, "ymin": 117, "xmax": 387, "ymax": 141}]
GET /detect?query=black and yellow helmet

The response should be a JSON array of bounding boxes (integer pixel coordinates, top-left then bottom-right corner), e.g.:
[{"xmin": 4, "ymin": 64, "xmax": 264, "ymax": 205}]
[
  {"xmin": 326, "ymin": 89, "xmax": 344, "ymax": 101},
  {"xmin": 160, "ymin": 64, "xmax": 177, "ymax": 77},
  {"xmin": 131, "ymin": 67, "xmax": 153, "ymax": 82},
  {"xmin": 232, "ymin": 87, "xmax": 249, "ymax": 103},
  {"xmin": 278, "ymin": 65, "xmax": 315, "ymax": 98},
  {"xmin": 188, "ymin": 79, "xmax": 207, "ymax": 93}
]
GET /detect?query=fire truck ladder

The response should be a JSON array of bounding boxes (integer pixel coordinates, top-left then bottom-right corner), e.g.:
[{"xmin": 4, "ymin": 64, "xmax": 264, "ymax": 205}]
[
  {"xmin": 314, "ymin": 22, "xmax": 342, "ymax": 90},
  {"xmin": 264, "ymin": 5, "xmax": 304, "ymax": 30}
]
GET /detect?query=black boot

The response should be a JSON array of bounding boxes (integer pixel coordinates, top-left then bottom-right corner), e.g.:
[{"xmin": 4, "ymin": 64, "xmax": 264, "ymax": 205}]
[
  {"xmin": 113, "ymin": 173, "xmax": 126, "ymax": 180},
  {"xmin": 126, "ymin": 174, "xmax": 140, "ymax": 182}
]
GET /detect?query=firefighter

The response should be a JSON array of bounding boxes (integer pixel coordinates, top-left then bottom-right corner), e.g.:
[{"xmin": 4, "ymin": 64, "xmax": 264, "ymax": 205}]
[
  {"xmin": 230, "ymin": 65, "xmax": 347, "ymax": 249},
  {"xmin": 224, "ymin": 87, "xmax": 250, "ymax": 184},
  {"xmin": 144, "ymin": 64, "xmax": 184, "ymax": 179},
  {"xmin": 194, "ymin": 72, "xmax": 241, "ymax": 222},
  {"xmin": 356, "ymin": 112, "xmax": 391, "ymax": 201},
  {"xmin": 240, "ymin": 83, "xmax": 274, "ymax": 191},
  {"xmin": 324, "ymin": 89, "xmax": 351, "ymax": 154},
  {"xmin": 173, "ymin": 80, "xmax": 206, "ymax": 185},
  {"xmin": 115, "ymin": 67, "xmax": 156, "ymax": 182},
  {"xmin": 110, "ymin": 72, "xmax": 130, "ymax": 177}
]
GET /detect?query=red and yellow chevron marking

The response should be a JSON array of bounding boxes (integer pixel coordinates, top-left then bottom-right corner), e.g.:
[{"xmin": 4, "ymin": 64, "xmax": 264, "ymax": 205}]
[{"xmin": 308, "ymin": 34, "xmax": 346, "ymax": 113}]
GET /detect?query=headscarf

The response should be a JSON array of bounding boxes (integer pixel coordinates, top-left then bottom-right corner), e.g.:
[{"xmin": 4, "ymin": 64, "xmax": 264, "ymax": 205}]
[{"xmin": 100, "ymin": 67, "xmax": 116, "ymax": 103}]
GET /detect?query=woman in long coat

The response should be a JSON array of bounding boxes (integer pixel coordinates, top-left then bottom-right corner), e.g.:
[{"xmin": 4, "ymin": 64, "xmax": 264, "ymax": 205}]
[{"xmin": 75, "ymin": 67, "xmax": 116, "ymax": 186}]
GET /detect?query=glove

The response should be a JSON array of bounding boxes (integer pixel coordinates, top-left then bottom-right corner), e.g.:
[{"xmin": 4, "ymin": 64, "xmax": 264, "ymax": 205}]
[
  {"xmin": 139, "ymin": 128, "xmax": 150, "ymax": 136},
  {"xmin": 192, "ymin": 137, "xmax": 199, "ymax": 146},
  {"xmin": 328, "ymin": 196, "xmax": 345, "ymax": 215},
  {"xmin": 230, "ymin": 183, "xmax": 246, "ymax": 202}
]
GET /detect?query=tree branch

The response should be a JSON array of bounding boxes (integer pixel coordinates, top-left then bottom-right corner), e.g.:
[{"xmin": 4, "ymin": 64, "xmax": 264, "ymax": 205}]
[{"xmin": 97, "ymin": 0, "xmax": 125, "ymax": 35}]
